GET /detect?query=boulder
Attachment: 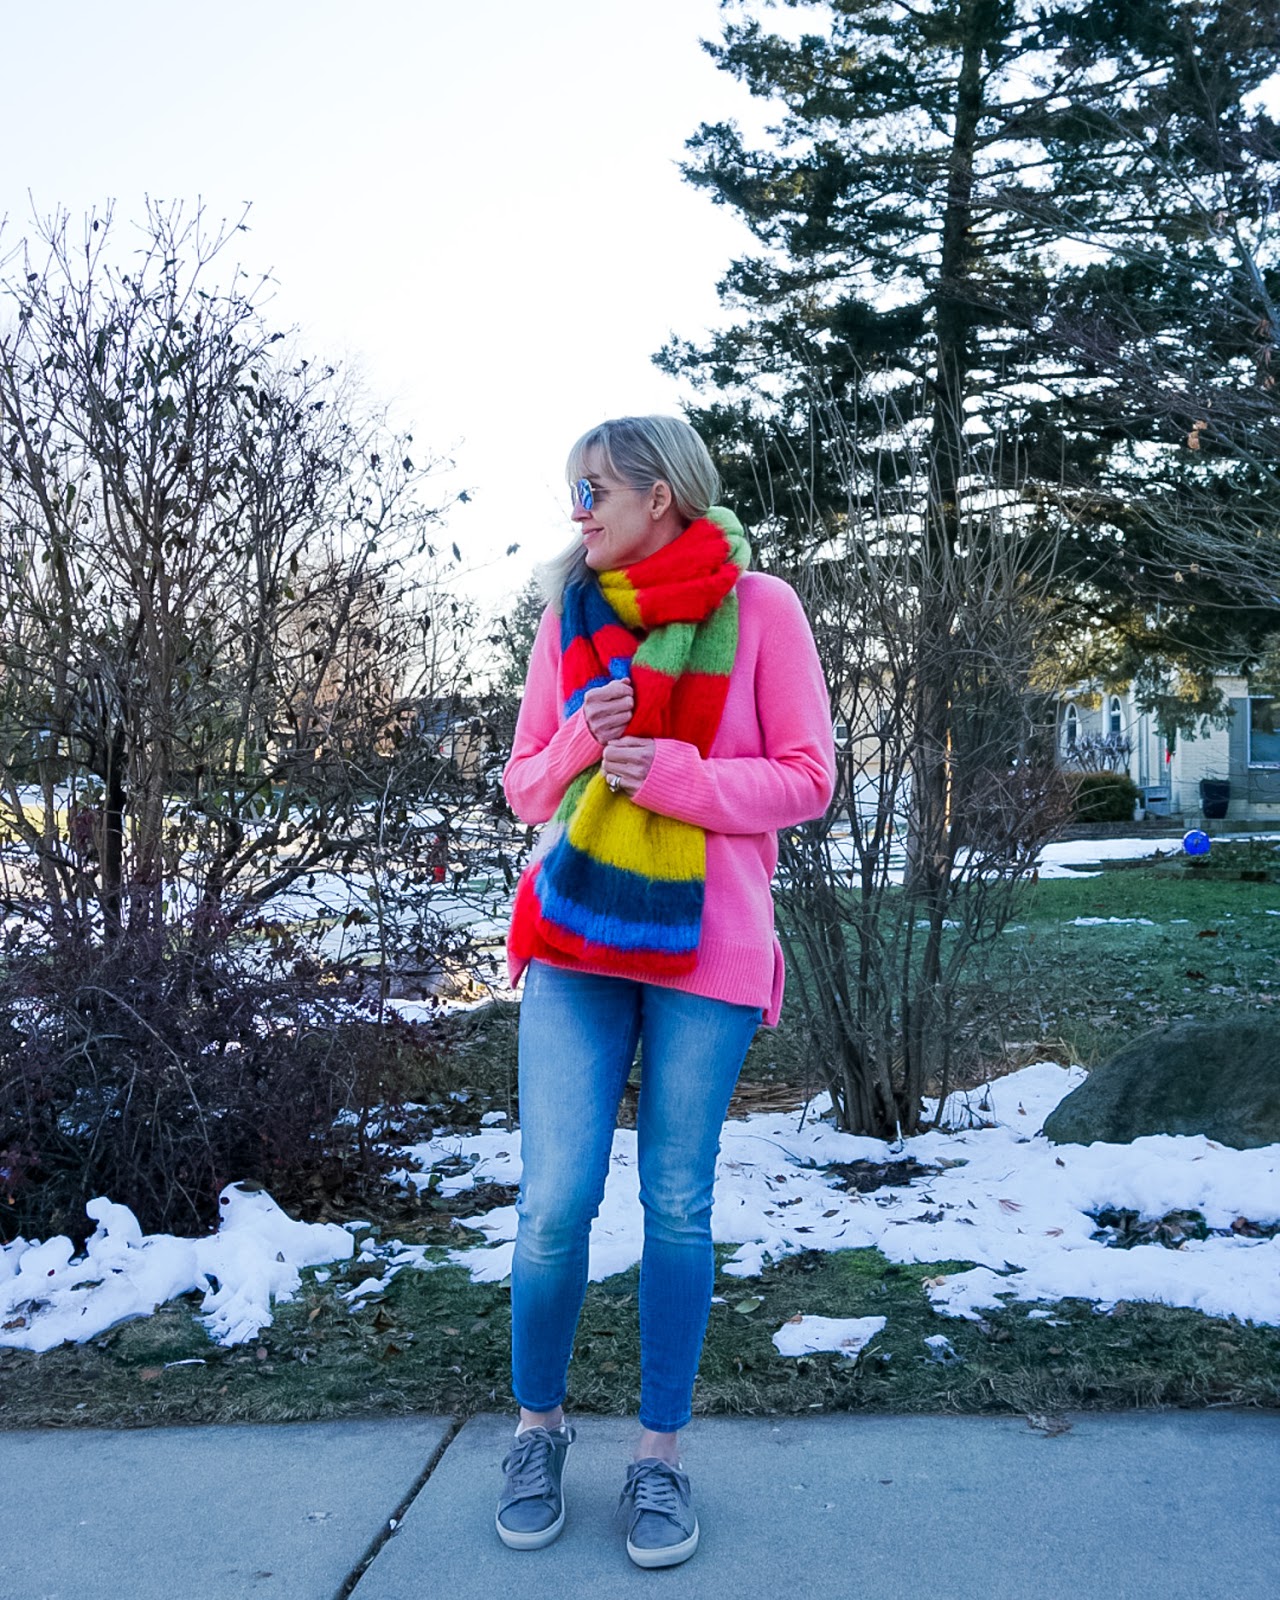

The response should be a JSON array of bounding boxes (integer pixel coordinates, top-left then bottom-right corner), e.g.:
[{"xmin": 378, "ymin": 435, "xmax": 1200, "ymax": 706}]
[{"xmin": 1043, "ymin": 1017, "xmax": 1280, "ymax": 1149}]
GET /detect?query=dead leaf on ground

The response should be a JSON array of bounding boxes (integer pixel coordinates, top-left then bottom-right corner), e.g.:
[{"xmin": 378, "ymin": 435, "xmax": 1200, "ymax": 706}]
[{"xmin": 1026, "ymin": 1412, "xmax": 1073, "ymax": 1437}]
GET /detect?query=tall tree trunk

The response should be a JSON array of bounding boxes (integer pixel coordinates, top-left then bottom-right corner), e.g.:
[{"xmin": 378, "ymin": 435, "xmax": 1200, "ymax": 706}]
[
  {"xmin": 902, "ymin": 0, "xmax": 987, "ymax": 1120},
  {"xmin": 102, "ymin": 726, "xmax": 127, "ymax": 945}
]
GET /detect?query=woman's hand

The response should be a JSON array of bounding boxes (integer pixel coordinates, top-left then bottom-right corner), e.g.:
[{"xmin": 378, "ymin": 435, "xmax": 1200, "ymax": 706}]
[
  {"xmin": 582, "ymin": 678, "xmax": 634, "ymax": 744},
  {"xmin": 601, "ymin": 736, "xmax": 656, "ymax": 797}
]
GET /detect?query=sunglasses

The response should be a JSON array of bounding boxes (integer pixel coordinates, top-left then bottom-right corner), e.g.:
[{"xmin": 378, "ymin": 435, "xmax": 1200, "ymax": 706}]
[{"xmin": 570, "ymin": 477, "xmax": 595, "ymax": 513}]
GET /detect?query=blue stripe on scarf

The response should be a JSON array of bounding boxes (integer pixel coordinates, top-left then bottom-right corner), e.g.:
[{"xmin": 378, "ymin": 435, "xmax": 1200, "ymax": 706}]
[
  {"xmin": 561, "ymin": 580, "xmax": 635, "ymax": 714},
  {"xmin": 536, "ymin": 847, "xmax": 702, "ymax": 954},
  {"xmin": 564, "ymin": 659, "xmax": 632, "ymax": 716}
]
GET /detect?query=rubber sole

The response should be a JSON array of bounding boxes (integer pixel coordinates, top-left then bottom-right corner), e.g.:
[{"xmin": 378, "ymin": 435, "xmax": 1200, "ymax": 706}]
[
  {"xmin": 626, "ymin": 1518, "xmax": 700, "ymax": 1569},
  {"xmin": 495, "ymin": 1496, "xmax": 567, "ymax": 1551}
]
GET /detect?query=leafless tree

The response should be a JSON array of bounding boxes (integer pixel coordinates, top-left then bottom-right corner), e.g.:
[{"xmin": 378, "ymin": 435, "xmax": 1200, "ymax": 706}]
[
  {"xmin": 0, "ymin": 202, "xmax": 468, "ymax": 956},
  {"xmin": 755, "ymin": 385, "xmax": 1072, "ymax": 1137}
]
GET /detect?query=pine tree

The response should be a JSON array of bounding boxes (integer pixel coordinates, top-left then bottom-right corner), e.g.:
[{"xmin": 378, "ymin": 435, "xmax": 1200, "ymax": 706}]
[
  {"xmin": 662, "ymin": 3, "xmax": 1279, "ymax": 1131},
  {"xmin": 662, "ymin": 0, "xmax": 1280, "ymax": 698}
]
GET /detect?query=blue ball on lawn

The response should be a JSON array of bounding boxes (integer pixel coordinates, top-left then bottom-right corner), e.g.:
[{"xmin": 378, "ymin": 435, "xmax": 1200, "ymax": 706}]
[{"xmin": 1182, "ymin": 830, "xmax": 1211, "ymax": 857}]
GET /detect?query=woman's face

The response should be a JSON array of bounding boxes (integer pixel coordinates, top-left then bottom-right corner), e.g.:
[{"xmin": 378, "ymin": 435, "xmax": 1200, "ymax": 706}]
[{"xmin": 572, "ymin": 461, "xmax": 679, "ymax": 571}]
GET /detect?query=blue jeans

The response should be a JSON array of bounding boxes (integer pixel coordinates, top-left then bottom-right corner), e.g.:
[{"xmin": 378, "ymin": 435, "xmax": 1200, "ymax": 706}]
[{"xmin": 511, "ymin": 961, "xmax": 760, "ymax": 1433}]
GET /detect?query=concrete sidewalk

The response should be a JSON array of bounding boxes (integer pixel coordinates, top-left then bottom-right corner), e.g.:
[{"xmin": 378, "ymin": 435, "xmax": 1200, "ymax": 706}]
[{"xmin": 2, "ymin": 1411, "xmax": 1275, "ymax": 1600}]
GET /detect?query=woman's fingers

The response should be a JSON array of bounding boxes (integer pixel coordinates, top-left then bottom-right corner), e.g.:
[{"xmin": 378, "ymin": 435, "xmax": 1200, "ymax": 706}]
[
  {"xmin": 582, "ymin": 678, "xmax": 634, "ymax": 742},
  {"xmin": 587, "ymin": 709, "xmax": 630, "ymax": 742},
  {"xmin": 585, "ymin": 679, "xmax": 633, "ymax": 708},
  {"xmin": 601, "ymin": 736, "xmax": 656, "ymax": 794}
]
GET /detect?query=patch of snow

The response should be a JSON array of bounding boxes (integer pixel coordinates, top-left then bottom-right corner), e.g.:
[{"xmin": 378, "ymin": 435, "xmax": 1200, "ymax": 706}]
[
  {"xmin": 12, "ymin": 1053, "xmax": 1275, "ymax": 1352},
  {"xmin": 1070, "ymin": 916, "xmax": 1155, "ymax": 927},
  {"xmin": 397, "ymin": 1062, "xmax": 1280, "ymax": 1328},
  {"xmin": 0, "ymin": 1185, "xmax": 355, "ymax": 1353},
  {"xmin": 772, "ymin": 1314, "xmax": 886, "ymax": 1359}
]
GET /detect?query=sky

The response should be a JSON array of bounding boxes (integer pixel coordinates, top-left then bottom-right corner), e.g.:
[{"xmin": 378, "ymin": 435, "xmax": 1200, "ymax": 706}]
[{"xmin": 0, "ymin": 0, "xmax": 762, "ymax": 611}]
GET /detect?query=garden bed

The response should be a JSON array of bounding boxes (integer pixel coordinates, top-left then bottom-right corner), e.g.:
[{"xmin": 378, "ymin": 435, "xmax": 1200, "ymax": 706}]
[{"xmin": 3, "ymin": 855, "xmax": 1278, "ymax": 1427}]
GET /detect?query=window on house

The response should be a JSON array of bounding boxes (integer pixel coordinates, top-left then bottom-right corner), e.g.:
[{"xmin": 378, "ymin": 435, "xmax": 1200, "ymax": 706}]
[
  {"xmin": 833, "ymin": 719, "xmax": 850, "ymax": 750},
  {"xmin": 1109, "ymin": 696, "xmax": 1123, "ymax": 738},
  {"xmin": 1063, "ymin": 703, "xmax": 1079, "ymax": 750},
  {"xmin": 1249, "ymin": 698, "xmax": 1280, "ymax": 767}
]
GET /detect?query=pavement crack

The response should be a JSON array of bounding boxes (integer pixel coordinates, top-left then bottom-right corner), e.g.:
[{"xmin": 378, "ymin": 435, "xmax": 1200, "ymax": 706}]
[{"xmin": 333, "ymin": 1417, "xmax": 464, "ymax": 1599}]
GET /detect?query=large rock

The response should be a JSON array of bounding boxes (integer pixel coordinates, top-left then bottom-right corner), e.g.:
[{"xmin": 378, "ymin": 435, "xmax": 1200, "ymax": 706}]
[{"xmin": 1043, "ymin": 1017, "xmax": 1280, "ymax": 1149}]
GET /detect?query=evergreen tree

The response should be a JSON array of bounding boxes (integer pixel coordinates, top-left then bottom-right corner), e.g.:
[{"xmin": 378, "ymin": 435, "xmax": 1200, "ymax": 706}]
[{"xmin": 662, "ymin": 0, "xmax": 1280, "ymax": 703}]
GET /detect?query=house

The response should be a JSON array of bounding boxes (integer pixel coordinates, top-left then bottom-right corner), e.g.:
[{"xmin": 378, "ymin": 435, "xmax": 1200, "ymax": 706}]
[{"xmin": 1057, "ymin": 674, "xmax": 1280, "ymax": 823}]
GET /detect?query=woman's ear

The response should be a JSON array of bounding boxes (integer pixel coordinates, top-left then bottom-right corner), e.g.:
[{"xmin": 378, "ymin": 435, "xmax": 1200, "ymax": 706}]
[{"xmin": 650, "ymin": 480, "xmax": 674, "ymax": 519}]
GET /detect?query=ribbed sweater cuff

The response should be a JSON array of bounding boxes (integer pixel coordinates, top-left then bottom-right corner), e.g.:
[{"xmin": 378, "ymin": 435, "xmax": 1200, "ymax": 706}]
[
  {"xmin": 557, "ymin": 709, "xmax": 604, "ymax": 779},
  {"xmin": 632, "ymin": 739, "xmax": 701, "ymax": 817}
]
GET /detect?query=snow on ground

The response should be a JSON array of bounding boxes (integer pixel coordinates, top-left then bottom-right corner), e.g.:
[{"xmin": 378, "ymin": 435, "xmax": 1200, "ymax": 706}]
[
  {"xmin": 1069, "ymin": 916, "xmax": 1154, "ymax": 926},
  {"xmin": 4, "ymin": 1066, "xmax": 1278, "ymax": 1354},
  {"xmin": 0, "ymin": 1186, "xmax": 356, "ymax": 1354},
  {"xmin": 771, "ymin": 1314, "xmax": 887, "ymax": 1359},
  {"xmin": 2, "ymin": 830, "xmax": 1278, "ymax": 1355},
  {"xmin": 731, "ymin": 827, "xmax": 1275, "ymax": 888},
  {"xmin": 1037, "ymin": 833, "xmax": 1280, "ymax": 880},
  {"xmin": 391, "ymin": 1061, "xmax": 1280, "ymax": 1327}
]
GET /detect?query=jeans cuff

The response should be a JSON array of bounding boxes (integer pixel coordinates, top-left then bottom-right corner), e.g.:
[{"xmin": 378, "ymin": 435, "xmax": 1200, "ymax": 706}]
[
  {"xmin": 513, "ymin": 1390, "xmax": 568, "ymax": 1413},
  {"xmin": 638, "ymin": 1412, "xmax": 692, "ymax": 1433}
]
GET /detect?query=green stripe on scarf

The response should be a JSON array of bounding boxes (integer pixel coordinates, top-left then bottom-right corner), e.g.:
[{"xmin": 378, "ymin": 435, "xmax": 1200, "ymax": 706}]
[{"xmin": 508, "ymin": 508, "xmax": 751, "ymax": 978}]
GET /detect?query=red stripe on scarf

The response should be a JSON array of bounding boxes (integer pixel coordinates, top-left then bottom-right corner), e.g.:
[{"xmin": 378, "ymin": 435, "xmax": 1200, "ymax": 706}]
[
  {"xmin": 628, "ymin": 664, "xmax": 732, "ymax": 756},
  {"xmin": 561, "ymin": 626, "xmax": 638, "ymax": 704},
  {"xmin": 627, "ymin": 520, "xmax": 739, "ymax": 627}
]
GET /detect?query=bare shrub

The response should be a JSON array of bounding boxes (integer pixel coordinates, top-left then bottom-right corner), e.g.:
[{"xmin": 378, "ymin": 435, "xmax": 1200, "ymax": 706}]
[
  {"xmin": 0, "ymin": 202, "xmax": 470, "ymax": 958},
  {"xmin": 0, "ymin": 940, "xmax": 433, "ymax": 1245},
  {"xmin": 756, "ymin": 388, "xmax": 1072, "ymax": 1136},
  {"xmin": 0, "ymin": 204, "xmax": 485, "ymax": 1238}
]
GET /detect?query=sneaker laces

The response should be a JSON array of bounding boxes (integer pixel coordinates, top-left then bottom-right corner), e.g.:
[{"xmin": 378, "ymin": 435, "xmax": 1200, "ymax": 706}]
[
  {"xmin": 619, "ymin": 1459, "xmax": 685, "ymax": 1522},
  {"xmin": 500, "ymin": 1429, "xmax": 558, "ymax": 1505}
]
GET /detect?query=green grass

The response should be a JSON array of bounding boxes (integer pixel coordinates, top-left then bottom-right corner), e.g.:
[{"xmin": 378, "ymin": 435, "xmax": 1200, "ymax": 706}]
[
  {"xmin": 5, "ymin": 1246, "xmax": 1276, "ymax": 1429},
  {"xmin": 969, "ymin": 843, "xmax": 1280, "ymax": 1071},
  {"xmin": 5, "ymin": 844, "xmax": 1278, "ymax": 1429}
]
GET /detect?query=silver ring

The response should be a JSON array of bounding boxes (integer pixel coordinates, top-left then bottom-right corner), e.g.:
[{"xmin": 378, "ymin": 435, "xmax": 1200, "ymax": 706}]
[{"xmin": 607, "ymin": 774, "xmax": 621, "ymax": 792}]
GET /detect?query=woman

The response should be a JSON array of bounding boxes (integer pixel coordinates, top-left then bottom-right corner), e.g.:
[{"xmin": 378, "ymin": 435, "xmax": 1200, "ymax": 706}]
[{"xmin": 498, "ymin": 415, "xmax": 834, "ymax": 1568}]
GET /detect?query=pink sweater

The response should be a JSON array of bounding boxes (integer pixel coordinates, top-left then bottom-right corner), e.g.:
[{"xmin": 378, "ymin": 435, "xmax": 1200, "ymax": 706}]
[{"xmin": 503, "ymin": 571, "xmax": 835, "ymax": 1025}]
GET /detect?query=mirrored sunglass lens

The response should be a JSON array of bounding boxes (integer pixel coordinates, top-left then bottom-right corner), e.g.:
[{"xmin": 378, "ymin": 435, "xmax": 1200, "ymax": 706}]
[{"xmin": 572, "ymin": 477, "xmax": 594, "ymax": 512}]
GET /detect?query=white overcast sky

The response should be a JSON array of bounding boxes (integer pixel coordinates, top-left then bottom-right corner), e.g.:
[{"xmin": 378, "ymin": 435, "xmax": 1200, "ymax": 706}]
[{"xmin": 0, "ymin": 0, "xmax": 762, "ymax": 610}]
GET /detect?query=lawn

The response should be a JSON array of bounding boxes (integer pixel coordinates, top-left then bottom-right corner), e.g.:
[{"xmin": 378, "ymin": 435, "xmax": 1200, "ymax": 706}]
[
  {"xmin": 5, "ymin": 1247, "xmax": 1276, "ymax": 1430},
  {"xmin": 967, "ymin": 843, "xmax": 1279, "ymax": 1073},
  {"xmin": 3, "ymin": 842, "xmax": 1277, "ymax": 1429}
]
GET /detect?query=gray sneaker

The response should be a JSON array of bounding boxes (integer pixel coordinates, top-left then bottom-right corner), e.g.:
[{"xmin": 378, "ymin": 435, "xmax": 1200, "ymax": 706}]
[
  {"xmin": 495, "ymin": 1424, "xmax": 575, "ymax": 1550},
  {"xmin": 618, "ymin": 1458, "xmax": 700, "ymax": 1569}
]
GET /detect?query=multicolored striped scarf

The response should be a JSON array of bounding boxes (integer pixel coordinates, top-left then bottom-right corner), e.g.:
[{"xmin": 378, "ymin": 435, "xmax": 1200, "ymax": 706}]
[{"xmin": 509, "ymin": 507, "xmax": 751, "ymax": 979}]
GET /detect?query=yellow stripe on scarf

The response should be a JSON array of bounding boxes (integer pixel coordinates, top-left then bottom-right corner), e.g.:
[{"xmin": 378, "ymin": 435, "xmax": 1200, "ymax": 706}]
[
  {"xmin": 566, "ymin": 777, "xmax": 705, "ymax": 882},
  {"xmin": 597, "ymin": 568, "xmax": 644, "ymax": 631}
]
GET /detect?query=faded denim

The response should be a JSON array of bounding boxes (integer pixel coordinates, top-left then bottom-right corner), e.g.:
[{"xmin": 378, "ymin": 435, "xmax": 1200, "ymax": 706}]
[{"xmin": 511, "ymin": 960, "xmax": 760, "ymax": 1433}]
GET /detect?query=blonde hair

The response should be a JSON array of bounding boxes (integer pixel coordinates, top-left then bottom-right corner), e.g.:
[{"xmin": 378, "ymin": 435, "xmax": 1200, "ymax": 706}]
[{"xmin": 537, "ymin": 415, "xmax": 721, "ymax": 607}]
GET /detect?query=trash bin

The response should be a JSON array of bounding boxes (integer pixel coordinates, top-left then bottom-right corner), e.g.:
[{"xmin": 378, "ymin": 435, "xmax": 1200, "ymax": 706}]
[
  {"xmin": 1141, "ymin": 785, "xmax": 1172, "ymax": 817},
  {"xmin": 1199, "ymin": 778, "xmax": 1231, "ymax": 820}
]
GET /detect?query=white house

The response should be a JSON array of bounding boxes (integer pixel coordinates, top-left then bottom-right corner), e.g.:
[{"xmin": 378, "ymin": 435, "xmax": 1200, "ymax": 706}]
[{"xmin": 1057, "ymin": 674, "xmax": 1280, "ymax": 823}]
